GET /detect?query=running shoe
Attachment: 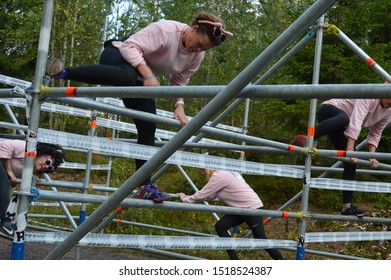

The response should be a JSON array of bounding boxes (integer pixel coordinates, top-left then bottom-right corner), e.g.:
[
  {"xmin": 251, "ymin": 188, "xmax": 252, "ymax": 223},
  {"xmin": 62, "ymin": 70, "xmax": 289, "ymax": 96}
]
[
  {"xmin": 341, "ymin": 205, "xmax": 369, "ymax": 217},
  {"xmin": 290, "ymin": 135, "xmax": 308, "ymax": 147},
  {"xmin": 0, "ymin": 218, "xmax": 14, "ymax": 239},
  {"xmin": 137, "ymin": 184, "xmax": 170, "ymax": 203}
]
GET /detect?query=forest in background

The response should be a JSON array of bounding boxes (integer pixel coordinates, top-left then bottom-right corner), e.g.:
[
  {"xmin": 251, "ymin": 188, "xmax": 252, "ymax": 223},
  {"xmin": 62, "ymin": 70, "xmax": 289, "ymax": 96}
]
[{"xmin": 1, "ymin": 1, "xmax": 391, "ymax": 255}]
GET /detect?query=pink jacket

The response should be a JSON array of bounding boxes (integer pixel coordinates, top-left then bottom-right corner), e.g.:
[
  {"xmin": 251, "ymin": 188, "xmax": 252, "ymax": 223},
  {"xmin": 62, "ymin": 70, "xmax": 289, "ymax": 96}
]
[
  {"xmin": 0, "ymin": 140, "xmax": 26, "ymax": 178},
  {"xmin": 184, "ymin": 170, "xmax": 263, "ymax": 209},
  {"xmin": 322, "ymin": 99, "xmax": 391, "ymax": 147},
  {"xmin": 112, "ymin": 20, "xmax": 205, "ymax": 86}
]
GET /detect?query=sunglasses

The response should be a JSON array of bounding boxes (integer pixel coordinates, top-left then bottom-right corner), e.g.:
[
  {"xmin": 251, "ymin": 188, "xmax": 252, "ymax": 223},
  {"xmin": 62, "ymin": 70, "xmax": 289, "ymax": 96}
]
[
  {"xmin": 198, "ymin": 20, "xmax": 233, "ymax": 45},
  {"xmin": 43, "ymin": 154, "xmax": 55, "ymax": 172}
]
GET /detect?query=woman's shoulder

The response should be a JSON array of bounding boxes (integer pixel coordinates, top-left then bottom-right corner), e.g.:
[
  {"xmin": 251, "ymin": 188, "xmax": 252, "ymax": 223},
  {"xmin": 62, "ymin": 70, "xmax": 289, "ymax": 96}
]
[
  {"xmin": 213, "ymin": 170, "xmax": 240, "ymax": 180},
  {"xmin": 151, "ymin": 20, "xmax": 188, "ymax": 30}
]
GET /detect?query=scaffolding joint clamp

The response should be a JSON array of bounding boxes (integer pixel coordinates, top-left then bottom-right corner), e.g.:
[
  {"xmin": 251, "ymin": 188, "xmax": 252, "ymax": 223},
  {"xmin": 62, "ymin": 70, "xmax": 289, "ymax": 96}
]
[
  {"xmin": 308, "ymin": 147, "xmax": 318, "ymax": 158},
  {"xmin": 323, "ymin": 23, "xmax": 340, "ymax": 36},
  {"xmin": 306, "ymin": 27, "xmax": 318, "ymax": 39},
  {"xmin": 295, "ymin": 211, "xmax": 304, "ymax": 219},
  {"xmin": 29, "ymin": 187, "xmax": 40, "ymax": 202},
  {"xmin": 12, "ymin": 188, "xmax": 40, "ymax": 203},
  {"xmin": 295, "ymin": 211, "xmax": 311, "ymax": 220}
]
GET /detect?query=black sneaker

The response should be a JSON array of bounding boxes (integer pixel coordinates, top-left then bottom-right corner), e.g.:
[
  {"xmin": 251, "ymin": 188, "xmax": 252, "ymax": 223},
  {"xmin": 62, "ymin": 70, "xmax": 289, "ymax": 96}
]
[{"xmin": 341, "ymin": 205, "xmax": 369, "ymax": 217}]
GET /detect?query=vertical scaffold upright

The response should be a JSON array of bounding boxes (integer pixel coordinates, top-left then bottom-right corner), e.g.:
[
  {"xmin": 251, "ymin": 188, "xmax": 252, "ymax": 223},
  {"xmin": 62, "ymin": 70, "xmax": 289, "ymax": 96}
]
[
  {"xmin": 10, "ymin": 0, "xmax": 55, "ymax": 260},
  {"xmin": 296, "ymin": 14, "xmax": 325, "ymax": 260}
]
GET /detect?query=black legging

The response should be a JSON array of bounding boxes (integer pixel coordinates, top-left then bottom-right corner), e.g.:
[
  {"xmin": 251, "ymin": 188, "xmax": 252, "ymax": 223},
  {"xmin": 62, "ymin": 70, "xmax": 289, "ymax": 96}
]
[
  {"xmin": 315, "ymin": 104, "xmax": 356, "ymax": 204},
  {"xmin": 0, "ymin": 162, "xmax": 11, "ymax": 220},
  {"xmin": 65, "ymin": 45, "xmax": 156, "ymax": 185},
  {"xmin": 214, "ymin": 213, "xmax": 283, "ymax": 260}
]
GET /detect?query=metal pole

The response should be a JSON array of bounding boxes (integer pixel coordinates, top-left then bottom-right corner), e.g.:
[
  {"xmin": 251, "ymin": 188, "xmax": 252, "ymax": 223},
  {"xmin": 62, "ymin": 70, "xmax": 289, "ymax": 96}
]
[
  {"xmin": 74, "ymin": 111, "xmax": 97, "ymax": 259},
  {"xmin": 11, "ymin": 0, "xmax": 54, "ymax": 260},
  {"xmin": 29, "ymin": 83, "xmax": 391, "ymax": 99},
  {"xmin": 324, "ymin": 24, "xmax": 391, "ymax": 82},
  {"xmin": 296, "ymin": 15, "xmax": 325, "ymax": 260},
  {"xmin": 4, "ymin": 83, "xmax": 391, "ymax": 99},
  {"xmin": 41, "ymin": 173, "xmax": 78, "ymax": 230},
  {"xmin": 3, "ymin": 105, "xmax": 25, "ymax": 135},
  {"xmin": 31, "ymin": 190, "xmax": 391, "ymax": 224},
  {"xmin": 101, "ymin": 15, "xmax": 115, "ymax": 188}
]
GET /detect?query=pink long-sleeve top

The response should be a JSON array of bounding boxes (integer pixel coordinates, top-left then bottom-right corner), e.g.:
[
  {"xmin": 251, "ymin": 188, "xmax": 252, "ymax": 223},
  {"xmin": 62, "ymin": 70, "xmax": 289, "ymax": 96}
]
[
  {"xmin": 322, "ymin": 99, "xmax": 391, "ymax": 148},
  {"xmin": 112, "ymin": 20, "xmax": 205, "ymax": 86},
  {"xmin": 0, "ymin": 140, "xmax": 26, "ymax": 178},
  {"xmin": 183, "ymin": 170, "xmax": 263, "ymax": 209}
]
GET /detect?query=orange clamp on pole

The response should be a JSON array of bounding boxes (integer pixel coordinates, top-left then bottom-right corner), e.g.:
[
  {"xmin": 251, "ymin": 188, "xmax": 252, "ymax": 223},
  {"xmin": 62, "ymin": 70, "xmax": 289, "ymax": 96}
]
[
  {"xmin": 366, "ymin": 58, "xmax": 376, "ymax": 67},
  {"xmin": 336, "ymin": 150, "xmax": 347, "ymax": 157},
  {"xmin": 65, "ymin": 87, "xmax": 78, "ymax": 97},
  {"xmin": 287, "ymin": 144, "xmax": 295, "ymax": 152},
  {"xmin": 90, "ymin": 120, "xmax": 97, "ymax": 128},
  {"xmin": 307, "ymin": 126, "xmax": 315, "ymax": 137},
  {"xmin": 25, "ymin": 151, "xmax": 36, "ymax": 157},
  {"xmin": 263, "ymin": 218, "xmax": 269, "ymax": 225},
  {"xmin": 281, "ymin": 211, "xmax": 289, "ymax": 219}
]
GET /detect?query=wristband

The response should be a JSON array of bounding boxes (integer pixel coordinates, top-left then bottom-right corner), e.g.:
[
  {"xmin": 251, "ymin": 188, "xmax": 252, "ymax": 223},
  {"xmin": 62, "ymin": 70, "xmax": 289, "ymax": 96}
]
[
  {"xmin": 175, "ymin": 100, "xmax": 185, "ymax": 107},
  {"xmin": 143, "ymin": 74, "xmax": 156, "ymax": 81}
]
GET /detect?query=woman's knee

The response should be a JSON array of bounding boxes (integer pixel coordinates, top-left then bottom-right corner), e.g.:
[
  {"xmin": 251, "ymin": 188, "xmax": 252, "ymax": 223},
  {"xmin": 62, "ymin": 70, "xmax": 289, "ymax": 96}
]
[{"xmin": 336, "ymin": 112, "xmax": 350, "ymax": 126}]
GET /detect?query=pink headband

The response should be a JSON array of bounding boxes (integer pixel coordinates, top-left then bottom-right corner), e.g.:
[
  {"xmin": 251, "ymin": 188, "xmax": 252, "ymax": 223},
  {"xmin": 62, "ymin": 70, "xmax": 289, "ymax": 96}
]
[{"xmin": 197, "ymin": 20, "xmax": 233, "ymax": 37}]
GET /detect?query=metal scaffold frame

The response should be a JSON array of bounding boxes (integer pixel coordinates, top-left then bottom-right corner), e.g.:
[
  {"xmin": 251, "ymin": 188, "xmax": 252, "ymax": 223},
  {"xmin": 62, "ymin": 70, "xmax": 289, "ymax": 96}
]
[{"xmin": 1, "ymin": 0, "xmax": 391, "ymax": 260}]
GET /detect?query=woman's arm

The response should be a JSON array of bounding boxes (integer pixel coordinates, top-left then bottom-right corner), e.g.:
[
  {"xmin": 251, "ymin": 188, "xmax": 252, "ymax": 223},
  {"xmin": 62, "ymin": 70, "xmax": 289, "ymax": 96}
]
[
  {"xmin": 367, "ymin": 144, "xmax": 379, "ymax": 168},
  {"xmin": 173, "ymin": 98, "xmax": 188, "ymax": 127},
  {"xmin": 2, "ymin": 158, "xmax": 17, "ymax": 186},
  {"xmin": 136, "ymin": 63, "xmax": 160, "ymax": 86}
]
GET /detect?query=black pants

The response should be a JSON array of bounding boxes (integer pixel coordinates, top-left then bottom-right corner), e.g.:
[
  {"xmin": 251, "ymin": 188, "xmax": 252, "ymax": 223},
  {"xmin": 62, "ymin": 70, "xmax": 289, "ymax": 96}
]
[
  {"xmin": 66, "ymin": 45, "xmax": 156, "ymax": 185},
  {"xmin": 214, "ymin": 213, "xmax": 283, "ymax": 260},
  {"xmin": 0, "ymin": 162, "xmax": 10, "ymax": 220},
  {"xmin": 315, "ymin": 104, "xmax": 356, "ymax": 204}
]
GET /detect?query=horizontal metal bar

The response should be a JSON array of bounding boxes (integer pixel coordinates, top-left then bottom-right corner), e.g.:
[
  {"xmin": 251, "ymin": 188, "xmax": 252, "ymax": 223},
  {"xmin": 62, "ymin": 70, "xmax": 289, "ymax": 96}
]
[{"xmin": 2, "ymin": 84, "xmax": 391, "ymax": 99}]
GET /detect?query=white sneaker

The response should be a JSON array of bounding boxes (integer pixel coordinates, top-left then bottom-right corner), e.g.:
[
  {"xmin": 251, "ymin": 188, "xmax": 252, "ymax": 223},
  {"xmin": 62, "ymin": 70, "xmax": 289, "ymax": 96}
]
[{"xmin": 0, "ymin": 219, "xmax": 14, "ymax": 237}]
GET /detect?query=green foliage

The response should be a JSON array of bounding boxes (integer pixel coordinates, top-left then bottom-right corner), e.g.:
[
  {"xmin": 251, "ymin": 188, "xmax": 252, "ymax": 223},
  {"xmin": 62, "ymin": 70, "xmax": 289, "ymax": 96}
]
[{"xmin": 110, "ymin": 157, "xmax": 135, "ymax": 187}]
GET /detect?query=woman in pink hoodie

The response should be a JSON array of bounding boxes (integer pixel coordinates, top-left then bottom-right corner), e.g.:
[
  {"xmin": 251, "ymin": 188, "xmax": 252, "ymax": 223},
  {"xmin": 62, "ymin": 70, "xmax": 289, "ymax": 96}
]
[
  {"xmin": 178, "ymin": 165, "xmax": 283, "ymax": 260},
  {"xmin": 0, "ymin": 140, "xmax": 65, "ymax": 238},
  {"xmin": 293, "ymin": 99, "xmax": 391, "ymax": 216},
  {"xmin": 46, "ymin": 11, "xmax": 232, "ymax": 192}
]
